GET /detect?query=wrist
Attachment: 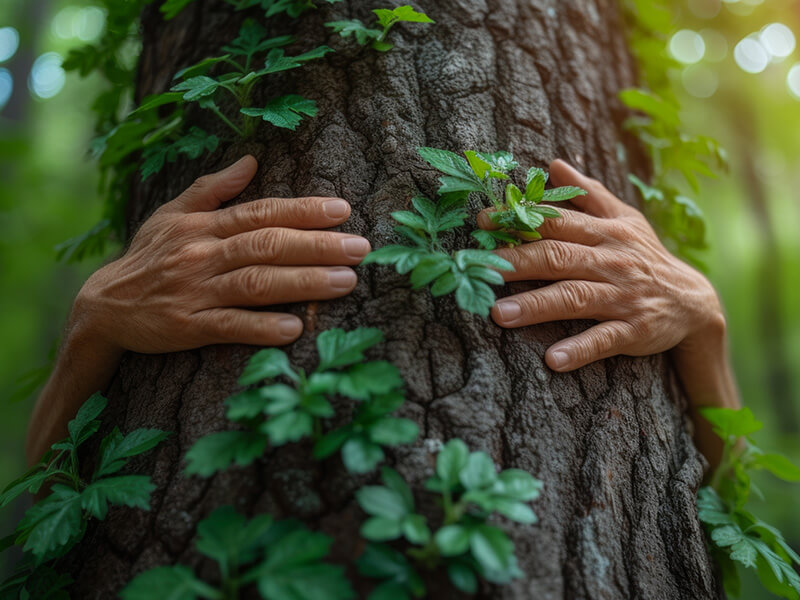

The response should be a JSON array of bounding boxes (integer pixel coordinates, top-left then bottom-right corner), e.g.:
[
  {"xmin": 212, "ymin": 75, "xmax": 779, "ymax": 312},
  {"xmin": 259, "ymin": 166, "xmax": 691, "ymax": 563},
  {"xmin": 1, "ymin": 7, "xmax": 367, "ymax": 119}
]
[{"xmin": 70, "ymin": 275, "xmax": 123, "ymax": 360}]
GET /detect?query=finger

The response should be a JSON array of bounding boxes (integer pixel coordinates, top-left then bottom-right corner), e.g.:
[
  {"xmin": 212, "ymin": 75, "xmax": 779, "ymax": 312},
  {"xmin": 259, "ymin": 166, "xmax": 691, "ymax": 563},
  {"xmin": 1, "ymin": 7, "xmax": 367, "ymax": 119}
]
[
  {"xmin": 545, "ymin": 320, "xmax": 636, "ymax": 372},
  {"xmin": 216, "ymin": 229, "xmax": 371, "ymax": 270},
  {"xmin": 193, "ymin": 309, "xmax": 303, "ymax": 346},
  {"xmin": 206, "ymin": 266, "xmax": 358, "ymax": 307},
  {"xmin": 169, "ymin": 155, "xmax": 258, "ymax": 213},
  {"xmin": 212, "ymin": 196, "xmax": 352, "ymax": 238},
  {"xmin": 549, "ymin": 159, "xmax": 632, "ymax": 218},
  {"xmin": 494, "ymin": 241, "xmax": 600, "ymax": 283},
  {"xmin": 491, "ymin": 280, "xmax": 619, "ymax": 328},
  {"xmin": 530, "ymin": 209, "xmax": 605, "ymax": 245},
  {"xmin": 477, "ymin": 208, "xmax": 499, "ymax": 230}
]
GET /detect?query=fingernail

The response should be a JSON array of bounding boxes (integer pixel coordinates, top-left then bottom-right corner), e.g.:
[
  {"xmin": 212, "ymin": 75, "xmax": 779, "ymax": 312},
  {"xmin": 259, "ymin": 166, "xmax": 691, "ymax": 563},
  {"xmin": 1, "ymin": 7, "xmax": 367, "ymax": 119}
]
[
  {"xmin": 329, "ymin": 268, "xmax": 357, "ymax": 291},
  {"xmin": 549, "ymin": 350, "xmax": 570, "ymax": 370},
  {"xmin": 342, "ymin": 237, "xmax": 371, "ymax": 259},
  {"xmin": 279, "ymin": 317, "xmax": 302, "ymax": 339},
  {"xmin": 495, "ymin": 300, "xmax": 522, "ymax": 322},
  {"xmin": 324, "ymin": 199, "xmax": 349, "ymax": 219}
]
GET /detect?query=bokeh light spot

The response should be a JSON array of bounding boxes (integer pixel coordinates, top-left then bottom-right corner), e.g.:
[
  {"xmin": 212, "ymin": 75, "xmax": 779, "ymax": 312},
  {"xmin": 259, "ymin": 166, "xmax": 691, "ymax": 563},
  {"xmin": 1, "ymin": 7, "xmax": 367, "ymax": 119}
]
[
  {"xmin": 52, "ymin": 6, "xmax": 106, "ymax": 41},
  {"xmin": 701, "ymin": 29, "xmax": 728, "ymax": 62},
  {"xmin": 0, "ymin": 68, "xmax": 12, "ymax": 109},
  {"xmin": 734, "ymin": 37, "xmax": 769, "ymax": 73},
  {"xmin": 669, "ymin": 29, "xmax": 706, "ymax": 64},
  {"xmin": 0, "ymin": 27, "xmax": 20, "ymax": 63},
  {"xmin": 788, "ymin": 64, "xmax": 800, "ymax": 100},
  {"xmin": 760, "ymin": 23, "xmax": 796, "ymax": 60},
  {"xmin": 682, "ymin": 65, "xmax": 719, "ymax": 98},
  {"xmin": 689, "ymin": 0, "xmax": 721, "ymax": 19},
  {"xmin": 28, "ymin": 52, "xmax": 66, "ymax": 99}
]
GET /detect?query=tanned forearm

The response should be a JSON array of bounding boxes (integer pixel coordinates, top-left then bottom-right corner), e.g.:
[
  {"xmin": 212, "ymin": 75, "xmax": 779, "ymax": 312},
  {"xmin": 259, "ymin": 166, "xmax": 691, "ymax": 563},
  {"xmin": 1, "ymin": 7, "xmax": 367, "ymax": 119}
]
[
  {"xmin": 671, "ymin": 314, "xmax": 741, "ymax": 468},
  {"xmin": 25, "ymin": 304, "xmax": 123, "ymax": 465}
]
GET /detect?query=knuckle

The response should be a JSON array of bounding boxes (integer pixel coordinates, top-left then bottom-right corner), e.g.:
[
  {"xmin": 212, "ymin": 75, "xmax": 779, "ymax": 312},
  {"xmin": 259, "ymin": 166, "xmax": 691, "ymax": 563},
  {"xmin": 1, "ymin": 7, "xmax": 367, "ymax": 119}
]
[
  {"xmin": 243, "ymin": 200, "xmax": 274, "ymax": 229},
  {"xmin": 518, "ymin": 292, "xmax": 543, "ymax": 317},
  {"xmin": 297, "ymin": 268, "xmax": 324, "ymax": 292},
  {"xmin": 562, "ymin": 281, "xmax": 591, "ymax": 314},
  {"xmin": 239, "ymin": 268, "xmax": 269, "ymax": 297},
  {"xmin": 544, "ymin": 242, "xmax": 573, "ymax": 276},
  {"xmin": 253, "ymin": 229, "xmax": 286, "ymax": 263}
]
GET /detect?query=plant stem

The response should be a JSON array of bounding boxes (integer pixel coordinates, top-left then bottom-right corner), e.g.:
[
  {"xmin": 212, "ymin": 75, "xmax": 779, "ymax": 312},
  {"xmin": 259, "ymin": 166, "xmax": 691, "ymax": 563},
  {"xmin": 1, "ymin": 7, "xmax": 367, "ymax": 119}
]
[{"xmin": 208, "ymin": 104, "xmax": 245, "ymax": 138}]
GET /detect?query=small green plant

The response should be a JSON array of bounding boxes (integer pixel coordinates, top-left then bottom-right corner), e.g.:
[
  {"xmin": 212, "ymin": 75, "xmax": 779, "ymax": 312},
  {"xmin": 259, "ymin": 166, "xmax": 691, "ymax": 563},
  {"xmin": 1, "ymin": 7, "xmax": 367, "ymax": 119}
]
[
  {"xmin": 121, "ymin": 506, "xmax": 354, "ymax": 600},
  {"xmin": 326, "ymin": 6, "xmax": 434, "ymax": 52},
  {"xmin": 697, "ymin": 406, "xmax": 800, "ymax": 598},
  {"xmin": 364, "ymin": 147, "xmax": 586, "ymax": 317},
  {"xmin": 356, "ymin": 440, "xmax": 542, "ymax": 597},
  {"xmin": 185, "ymin": 328, "xmax": 418, "ymax": 476},
  {"xmin": 0, "ymin": 393, "xmax": 168, "ymax": 596}
]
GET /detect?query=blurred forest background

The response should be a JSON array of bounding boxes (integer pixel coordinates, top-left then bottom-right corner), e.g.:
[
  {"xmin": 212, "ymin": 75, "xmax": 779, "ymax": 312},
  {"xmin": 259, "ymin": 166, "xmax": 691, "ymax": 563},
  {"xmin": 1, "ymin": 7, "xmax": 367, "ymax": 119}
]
[{"xmin": 0, "ymin": 0, "xmax": 798, "ymax": 596}]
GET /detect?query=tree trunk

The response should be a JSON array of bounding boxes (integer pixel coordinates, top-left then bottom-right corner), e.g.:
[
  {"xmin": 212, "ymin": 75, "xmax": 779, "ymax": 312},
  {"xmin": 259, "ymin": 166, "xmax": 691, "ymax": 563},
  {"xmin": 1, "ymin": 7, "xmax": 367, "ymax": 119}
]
[{"xmin": 69, "ymin": 1, "xmax": 723, "ymax": 598}]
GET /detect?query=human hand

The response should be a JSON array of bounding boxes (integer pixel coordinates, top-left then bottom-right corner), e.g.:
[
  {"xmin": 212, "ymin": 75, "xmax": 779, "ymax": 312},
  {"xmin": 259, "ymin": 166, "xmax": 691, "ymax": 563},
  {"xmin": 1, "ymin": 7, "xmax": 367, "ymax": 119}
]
[
  {"xmin": 72, "ymin": 155, "xmax": 370, "ymax": 353},
  {"xmin": 481, "ymin": 159, "xmax": 725, "ymax": 372}
]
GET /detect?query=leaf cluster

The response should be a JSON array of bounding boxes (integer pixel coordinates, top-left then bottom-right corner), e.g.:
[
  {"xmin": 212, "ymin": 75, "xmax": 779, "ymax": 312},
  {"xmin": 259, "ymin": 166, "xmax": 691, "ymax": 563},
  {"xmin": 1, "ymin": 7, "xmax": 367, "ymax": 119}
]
[
  {"xmin": 326, "ymin": 6, "xmax": 434, "ymax": 52},
  {"xmin": 364, "ymin": 147, "xmax": 585, "ymax": 316},
  {"xmin": 698, "ymin": 406, "xmax": 800, "ymax": 598},
  {"xmin": 185, "ymin": 328, "xmax": 418, "ymax": 477},
  {"xmin": 0, "ymin": 393, "xmax": 167, "ymax": 597},
  {"xmin": 621, "ymin": 0, "xmax": 728, "ymax": 269},
  {"xmin": 121, "ymin": 506, "xmax": 354, "ymax": 600},
  {"xmin": 356, "ymin": 440, "xmax": 542, "ymax": 598}
]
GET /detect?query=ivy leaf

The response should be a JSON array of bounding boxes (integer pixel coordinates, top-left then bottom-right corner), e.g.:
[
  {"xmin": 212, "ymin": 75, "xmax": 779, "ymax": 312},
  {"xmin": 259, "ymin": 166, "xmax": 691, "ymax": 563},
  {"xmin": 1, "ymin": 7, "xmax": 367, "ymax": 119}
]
[
  {"xmin": 242, "ymin": 95, "xmax": 318, "ymax": 130},
  {"xmin": 170, "ymin": 76, "xmax": 220, "ymax": 101},
  {"xmin": 81, "ymin": 476, "xmax": 155, "ymax": 520},
  {"xmin": 239, "ymin": 349, "xmax": 297, "ymax": 386},
  {"xmin": 95, "ymin": 428, "xmax": 169, "ymax": 479},
  {"xmin": 184, "ymin": 431, "xmax": 269, "ymax": 477},
  {"xmin": 120, "ymin": 566, "xmax": 214, "ymax": 600},
  {"xmin": 17, "ymin": 485, "xmax": 84, "ymax": 558},
  {"xmin": 325, "ymin": 20, "xmax": 382, "ymax": 46},
  {"xmin": 316, "ymin": 328, "xmax": 384, "ymax": 371}
]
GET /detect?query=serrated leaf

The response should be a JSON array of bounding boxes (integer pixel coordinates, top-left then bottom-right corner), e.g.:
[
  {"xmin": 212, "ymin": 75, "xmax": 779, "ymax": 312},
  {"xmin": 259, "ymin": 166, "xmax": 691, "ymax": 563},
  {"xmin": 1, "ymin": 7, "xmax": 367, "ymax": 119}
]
[
  {"xmin": 196, "ymin": 506, "xmax": 273, "ymax": 572},
  {"xmin": 239, "ymin": 349, "xmax": 296, "ymax": 386},
  {"xmin": 121, "ymin": 566, "xmax": 213, "ymax": 600},
  {"xmin": 18, "ymin": 485, "xmax": 83, "ymax": 558},
  {"xmin": 373, "ymin": 6, "xmax": 434, "ymax": 27},
  {"xmin": 316, "ymin": 328, "xmax": 384, "ymax": 371},
  {"xmin": 542, "ymin": 186, "xmax": 587, "ymax": 203},
  {"xmin": 242, "ymin": 95, "xmax": 318, "ymax": 131},
  {"xmin": 81, "ymin": 475, "xmax": 155, "ymax": 520},
  {"xmin": 68, "ymin": 392, "xmax": 107, "ymax": 448},
  {"xmin": 325, "ymin": 20, "xmax": 383, "ymax": 46},
  {"xmin": 171, "ymin": 76, "xmax": 220, "ymax": 101},
  {"xmin": 337, "ymin": 361, "xmax": 404, "ymax": 401},
  {"xmin": 95, "ymin": 428, "xmax": 168, "ymax": 478},
  {"xmin": 700, "ymin": 406, "xmax": 763, "ymax": 439},
  {"xmin": 455, "ymin": 275, "xmax": 496, "ymax": 317},
  {"xmin": 362, "ymin": 245, "xmax": 429, "ymax": 273},
  {"xmin": 262, "ymin": 411, "xmax": 313, "ymax": 445},
  {"xmin": 0, "ymin": 466, "xmax": 50, "ymax": 508}
]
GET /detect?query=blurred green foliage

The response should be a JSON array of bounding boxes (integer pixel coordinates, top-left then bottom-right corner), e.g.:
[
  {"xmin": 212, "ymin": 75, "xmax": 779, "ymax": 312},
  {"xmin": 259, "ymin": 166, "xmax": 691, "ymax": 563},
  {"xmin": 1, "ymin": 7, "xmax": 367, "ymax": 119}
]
[{"xmin": 1, "ymin": 0, "xmax": 800, "ymax": 598}]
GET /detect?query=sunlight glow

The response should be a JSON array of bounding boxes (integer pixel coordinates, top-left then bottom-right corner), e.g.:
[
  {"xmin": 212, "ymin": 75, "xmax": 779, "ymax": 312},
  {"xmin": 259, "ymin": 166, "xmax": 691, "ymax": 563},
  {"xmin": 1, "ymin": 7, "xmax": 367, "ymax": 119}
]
[
  {"xmin": 669, "ymin": 30, "xmax": 706, "ymax": 65},
  {"xmin": 0, "ymin": 27, "xmax": 19, "ymax": 63},
  {"xmin": 760, "ymin": 23, "xmax": 796, "ymax": 60},
  {"xmin": 734, "ymin": 37, "xmax": 769, "ymax": 74},
  {"xmin": 28, "ymin": 52, "xmax": 65, "ymax": 99},
  {"xmin": 52, "ymin": 6, "xmax": 106, "ymax": 41},
  {"xmin": 682, "ymin": 65, "xmax": 718, "ymax": 98}
]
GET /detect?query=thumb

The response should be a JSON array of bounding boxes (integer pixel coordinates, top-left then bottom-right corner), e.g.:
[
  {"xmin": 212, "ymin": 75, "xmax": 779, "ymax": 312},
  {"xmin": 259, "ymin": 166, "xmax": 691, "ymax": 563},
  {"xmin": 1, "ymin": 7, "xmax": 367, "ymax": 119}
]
[
  {"xmin": 476, "ymin": 207, "xmax": 499, "ymax": 230},
  {"xmin": 171, "ymin": 155, "xmax": 258, "ymax": 213}
]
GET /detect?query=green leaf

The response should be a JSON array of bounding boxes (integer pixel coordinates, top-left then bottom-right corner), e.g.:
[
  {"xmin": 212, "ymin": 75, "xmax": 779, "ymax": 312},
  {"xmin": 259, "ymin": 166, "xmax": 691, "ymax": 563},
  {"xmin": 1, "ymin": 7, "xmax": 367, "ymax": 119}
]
[
  {"xmin": 170, "ymin": 76, "xmax": 220, "ymax": 101},
  {"xmin": 173, "ymin": 127, "xmax": 219, "ymax": 160},
  {"xmin": 95, "ymin": 428, "xmax": 169, "ymax": 478},
  {"xmin": 184, "ymin": 431, "xmax": 268, "ymax": 477},
  {"xmin": 417, "ymin": 147, "xmax": 482, "ymax": 194},
  {"xmin": 749, "ymin": 452, "xmax": 800, "ymax": 482},
  {"xmin": 454, "ymin": 249, "xmax": 513, "ymax": 271},
  {"xmin": 430, "ymin": 271, "xmax": 459, "ymax": 296},
  {"xmin": 313, "ymin": 427, "xmax": 353, "ymax": 460},
  {"xmin": 362, "ymin": 246, "xmax": 429, "ymax": 273},
  {"xmin": 361, "ymin": 517, "xmax": 402, "ymax": 542},
  {"xmin": 242, "ymin": 95, "xmax": 319, "ymax": 131},
  {"xmin": 239, "ymin": 349, "xmax": 296, "ymax": 386},
  {"xmin": 494, "ymin": 469, "xmax": 543, "ymax": 502},
  {"xmin": 325, "ymin": 20, "xmax": 383, "ymax": 46},
  {"xmin": 700, "ymin": 406, "xmax": 763, "ymax": 439},
  {"xmin": 401, "ymin": 514, "xmax": 430, "ymax": 545},
  {"xmin": 316, "ymin": 328, "xmax": 384, "ymax": 371},
  {"xmin": 130, "ymin": 92, "xmax": 184, "ymax": 116},
  {"xmin": 542, "ymin": 186, "xmax": 587, "ymax": 202},
  {"xmin": 357, "ymin": 485, "xmax": 409, "ymax": 520},
  {"xmin": 410, "ymin": 255, "xmax": 453, "ymax": 289},
  {"xmin": 18, "ymin": 485, "xmax": 83, "ymax": 558},
  {"xmin": 337, "ymin": 361, "xmax": 404, "ymax": 400},
  {"xmin": 357, "ymin": 543, "xmax": 425, "ymax": 597},
  {"xmin": 373, "ymin": 6, "xmax": 435, "ymax": 27},
  {"xmin": 380, "ymin": 467, "xmax": 414, "ymax": 510},
  {"xmin": 469, "ymin": 525, "xmax": 515, "ymax": 574},
  {"xmin": 0, "ymin": 466, "xmax": 50, "ymax": 508},
  {"xmin": 455, "ymin": 275, "xmax": 496, "ymax": 317},
  {"xmin": 447, "ymin": 562, "xmax": 478, "ymax": 593},
  {"xmin": 195, "ymin": 506, "xmax": 273, "ymax": 573},
  {"xmin": 524, "ymin": 168, "xmax": 546, "ymax": 203},
  {"xmin": 436, "ymin": 439, "xmax": 469, "ymax": 487},
  {"xmin": 225, "ymin": 389, "xmax": 270, "ymax": 420},
  {"xmin": 81, "ymin": 476, "xmax": 155, "ymax": 520},
  {"xmin": 476, "ymin": 151, "xmax": 518, "ymax": 176},
  {"xmin": 459, "ymin": 451, "xmax": 497, "ymax": 490},
  {"xmin": 121, "ymin": 566, "xmax": 214, "ymax": 600},
  {"xmin": 435, "ymin": 525, "xmax": 470, "ymax": 556},
  {"xmin": 342, "ymin": 437, "xmax": 385, "ymax": 474},
  {"xmin": 67, "ymin": 392, "xmax": 107, "ymax": 448},
  {"xmin": 619, "ymin": 88, "xmax": 681, "ymax": 128},
  {"xmin": 173, "ymin": 56, "xmax": 233, "ymax": 81},
  {"xmin": 262, "ymin": 385, "xmax": 304, "ymax": 415},
  {"xmin": 465, "ymin": 151, "xmax": 492, "ymax": 180},
  {"xmin": 368, "ymin": 418, "xmax": 419, "ymax": 447},
  {"xmin": 262, "ymin": 411, "xmax": 313, "ymax": 445},
  {"xmin": 223, "ymin": 19, "xmax": 294, "ymax": 58},
  {"xmin": 493, "ymin": 499, "xmax": 537, "ymax": 524}
]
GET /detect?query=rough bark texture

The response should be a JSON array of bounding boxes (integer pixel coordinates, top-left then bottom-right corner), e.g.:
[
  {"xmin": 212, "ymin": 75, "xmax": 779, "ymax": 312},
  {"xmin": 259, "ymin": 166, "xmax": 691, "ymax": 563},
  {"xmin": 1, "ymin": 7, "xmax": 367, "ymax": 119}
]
[{"xmin": 69, "ymin": 1, "xmax": 723, "ymax": 598}]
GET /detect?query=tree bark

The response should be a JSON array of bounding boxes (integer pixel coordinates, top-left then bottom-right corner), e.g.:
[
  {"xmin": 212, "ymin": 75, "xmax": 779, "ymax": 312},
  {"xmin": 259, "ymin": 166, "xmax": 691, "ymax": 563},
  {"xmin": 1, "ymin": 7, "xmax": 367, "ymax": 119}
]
[{"xmin": 69, "ymin": 1, "xmax": 723, "ymax": 598}]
